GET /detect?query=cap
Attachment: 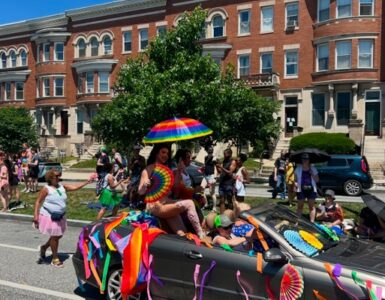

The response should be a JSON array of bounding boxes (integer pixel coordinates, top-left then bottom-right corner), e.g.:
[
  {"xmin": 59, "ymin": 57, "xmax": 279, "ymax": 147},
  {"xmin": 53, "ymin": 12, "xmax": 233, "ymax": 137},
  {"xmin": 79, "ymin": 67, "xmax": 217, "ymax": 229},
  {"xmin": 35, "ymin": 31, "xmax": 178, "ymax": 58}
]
[
  {"xmin": 301, "ymin": 153, "xmax": 310, "ymax": 160},
  {"xmin": 324, "ymin": 189, "xmax": 336, "ymax": 199},
  {"xmin": 214, "ymin": 214, "xmax": 234, "ymax": 229},
  {"xmin": 100, "ymin": 146, "xmax": 107, "ymax": 153}
]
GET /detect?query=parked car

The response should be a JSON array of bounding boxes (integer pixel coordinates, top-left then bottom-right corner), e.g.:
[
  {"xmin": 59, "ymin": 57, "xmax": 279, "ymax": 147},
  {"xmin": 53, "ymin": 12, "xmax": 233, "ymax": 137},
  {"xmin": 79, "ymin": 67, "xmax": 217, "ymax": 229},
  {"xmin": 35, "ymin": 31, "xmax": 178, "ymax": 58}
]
[
  {"xmin": 37, "ymin": 162, "xmax": 62, "ymax": 182},
  {"xmin": 73, "ymin": 203, "xmax": 385, "ymax": 300},
  {"xmin": 316, "ymin": 155, "xmax": 373, "ymax": 196}
]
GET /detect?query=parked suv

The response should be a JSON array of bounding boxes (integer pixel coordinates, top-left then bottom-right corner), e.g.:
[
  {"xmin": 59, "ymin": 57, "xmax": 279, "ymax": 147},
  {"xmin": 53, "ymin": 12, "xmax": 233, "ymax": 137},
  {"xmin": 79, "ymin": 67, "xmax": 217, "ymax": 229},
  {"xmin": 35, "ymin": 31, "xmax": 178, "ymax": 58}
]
[{"xmin": 316, "ymin": 155, "xmax": 372, "ymax": 196}]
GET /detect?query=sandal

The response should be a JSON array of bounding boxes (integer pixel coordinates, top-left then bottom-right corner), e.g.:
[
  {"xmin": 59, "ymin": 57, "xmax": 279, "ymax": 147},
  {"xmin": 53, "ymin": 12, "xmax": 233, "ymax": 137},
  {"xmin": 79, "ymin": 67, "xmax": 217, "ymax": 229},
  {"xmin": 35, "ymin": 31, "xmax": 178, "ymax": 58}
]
[{"xmin": 51, "ymin": 258, "xmax": 64, "ymax": 268}]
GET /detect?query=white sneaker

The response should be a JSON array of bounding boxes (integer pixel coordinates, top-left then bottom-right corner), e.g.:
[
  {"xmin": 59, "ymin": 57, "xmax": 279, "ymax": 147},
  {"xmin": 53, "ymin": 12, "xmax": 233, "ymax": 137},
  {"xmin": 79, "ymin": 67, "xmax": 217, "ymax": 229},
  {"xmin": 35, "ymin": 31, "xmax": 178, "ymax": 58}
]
[
  {"xmin": 21, "ymin": 188, "xmax": 27, "ymax": 192},
  {"xmin": 25, "ymin": 189, "xmax": 31, "ymax": 193}
]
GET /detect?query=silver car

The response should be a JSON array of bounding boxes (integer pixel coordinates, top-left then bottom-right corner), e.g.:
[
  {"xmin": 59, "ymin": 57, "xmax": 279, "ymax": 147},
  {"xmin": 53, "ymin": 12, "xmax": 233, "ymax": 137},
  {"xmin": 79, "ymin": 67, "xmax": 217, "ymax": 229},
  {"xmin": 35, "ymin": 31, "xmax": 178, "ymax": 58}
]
[{"xmin": 73, "ymin": 203, "xmax": 385, "ymax": 300}]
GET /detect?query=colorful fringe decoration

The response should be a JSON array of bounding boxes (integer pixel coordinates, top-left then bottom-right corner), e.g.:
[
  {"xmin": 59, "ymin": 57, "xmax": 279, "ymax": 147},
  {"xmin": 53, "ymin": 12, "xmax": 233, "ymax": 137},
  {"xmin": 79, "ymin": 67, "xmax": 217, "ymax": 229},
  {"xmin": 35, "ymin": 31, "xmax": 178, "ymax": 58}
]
[{"xmin": 324, "ymin": 263, "xmax": 359, "ymax": 300}]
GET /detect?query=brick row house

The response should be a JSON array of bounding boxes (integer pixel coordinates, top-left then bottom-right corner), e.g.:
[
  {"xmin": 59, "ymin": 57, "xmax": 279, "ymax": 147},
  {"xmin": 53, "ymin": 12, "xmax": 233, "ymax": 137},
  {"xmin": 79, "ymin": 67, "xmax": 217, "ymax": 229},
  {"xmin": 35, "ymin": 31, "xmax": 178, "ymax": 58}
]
[{"xmin": 0, "ymin": 0, "xmax": 383, "ymax": 157}]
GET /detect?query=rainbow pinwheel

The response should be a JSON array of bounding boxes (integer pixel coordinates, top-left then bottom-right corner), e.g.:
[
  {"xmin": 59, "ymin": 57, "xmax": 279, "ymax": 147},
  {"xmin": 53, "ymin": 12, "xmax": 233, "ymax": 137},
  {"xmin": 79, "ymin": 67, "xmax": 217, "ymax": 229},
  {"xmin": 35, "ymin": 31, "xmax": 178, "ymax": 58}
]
[
  {"xmin": 145, "ymin": 164, "xmax": 174, "ymax": 203},
  {"xmin": 143, "ymin": 117, "xmax": 213, "ymax": 144},
  {"xmin": 280, "ymin": 264, "xmax": 304, "ymax": 300},
  {"xmin": 284, "ymin": 230, "xmax": 318, "ymax": 256},
  {"xmin": 299, "ymin": 230, "xmax": 323, "ymax": 250}
]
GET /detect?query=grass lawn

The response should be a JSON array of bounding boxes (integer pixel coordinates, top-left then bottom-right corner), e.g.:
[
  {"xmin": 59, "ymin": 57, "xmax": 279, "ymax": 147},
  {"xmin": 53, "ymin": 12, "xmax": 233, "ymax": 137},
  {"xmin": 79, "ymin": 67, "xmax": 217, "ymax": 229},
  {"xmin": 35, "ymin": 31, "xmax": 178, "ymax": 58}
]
[
  {"xmin": 70, "ymin": 158, "xmax": 97, "ymax": 169},
  {"xmin": 11, "ymin": 188, "xmax": 365, "ymax": 222},
  {"xmin": 243, "ymin": 158, "xmax": 261, "ymax": 170},
  {"xmin": 53, "ymin": 156, "xmax": 78, "ymax": 164}
]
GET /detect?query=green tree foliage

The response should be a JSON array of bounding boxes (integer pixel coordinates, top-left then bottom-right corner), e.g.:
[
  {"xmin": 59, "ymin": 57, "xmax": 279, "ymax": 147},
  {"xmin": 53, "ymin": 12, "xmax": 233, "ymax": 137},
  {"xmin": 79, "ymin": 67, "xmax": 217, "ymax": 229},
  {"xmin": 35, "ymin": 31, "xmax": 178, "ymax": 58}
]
[
  {"xmin": 290, "ymin": 132, "xmax": 356, "ymax": 154},
  {"xmin": 0, "ymin": 107, "xmax": 38, "ymax": 153},
  {"xmin": 92, "ymin": 7, "xmax": 280, "ymax": 152}
]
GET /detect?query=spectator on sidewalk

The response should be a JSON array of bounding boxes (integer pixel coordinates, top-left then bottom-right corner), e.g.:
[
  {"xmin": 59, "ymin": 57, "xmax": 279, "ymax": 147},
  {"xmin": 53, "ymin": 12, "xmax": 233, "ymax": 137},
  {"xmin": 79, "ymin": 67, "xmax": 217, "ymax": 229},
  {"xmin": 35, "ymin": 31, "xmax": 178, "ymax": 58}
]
[
  {"xmin": 127, "ymin": 144, "xmax": 146, "ymax": 206},
  {"xmin": 316, "ymin": 189, "xmax": 344, "ymax": 228},
  {"xmin": 295, "ymin": 153, "xmax": 319, "ymax": 223},
  {"xmin": 28, "ymin": 148, "xmax": 41, "ymax": 193},
  {"xmin": 0, "ymin": 151, "xmax": 9, "ymax": 212},
  {"xmin": 4, "ymin": 157, "xmax": 20, "ymax": 206},
  {"xmin": 33, "ymin": 169, "xmax": 93, "ymax": 267},
  {"xmin": 234, "ymin": 153, "xmax": 250, "ymax": 202},
  {"xmin": 217, "ymin": 149, "xmax": 237, "ymax": 213},
  {"xmin": 272, "ymin": 150, "xmax": 286, "ymax": 199},
  {"xmin": 285, "ymin": 153, "xmax": 296, "ymax": 206},
  {"xmin": 201, "ymin": 147, "xmax": 217, "ymax": 211},
  {"xmin": 96, "ymin": 147, "xmax": 110, "ymax": 179}
]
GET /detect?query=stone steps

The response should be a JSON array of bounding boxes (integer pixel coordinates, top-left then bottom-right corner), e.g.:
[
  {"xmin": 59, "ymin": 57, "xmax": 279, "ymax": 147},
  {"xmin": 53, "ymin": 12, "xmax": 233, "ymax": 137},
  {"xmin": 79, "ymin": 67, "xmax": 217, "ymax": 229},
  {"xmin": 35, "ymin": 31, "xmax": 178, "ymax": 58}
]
[{"xmin": 272, "ymin": 138, "xmax": 291, "ymax": 160}]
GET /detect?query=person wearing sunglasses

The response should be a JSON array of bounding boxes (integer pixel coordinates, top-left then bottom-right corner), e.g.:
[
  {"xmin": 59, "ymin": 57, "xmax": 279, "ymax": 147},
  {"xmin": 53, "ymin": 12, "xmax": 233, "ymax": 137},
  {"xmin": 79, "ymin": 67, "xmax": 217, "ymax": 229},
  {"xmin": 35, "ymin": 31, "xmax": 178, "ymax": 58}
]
[
  {"xmin": 212, "ymin": 214, "xmax": 253, "ymax": 251},
  {"xmin": 33, "ymin": 169, "xmax": 93, "ymax": 267}
]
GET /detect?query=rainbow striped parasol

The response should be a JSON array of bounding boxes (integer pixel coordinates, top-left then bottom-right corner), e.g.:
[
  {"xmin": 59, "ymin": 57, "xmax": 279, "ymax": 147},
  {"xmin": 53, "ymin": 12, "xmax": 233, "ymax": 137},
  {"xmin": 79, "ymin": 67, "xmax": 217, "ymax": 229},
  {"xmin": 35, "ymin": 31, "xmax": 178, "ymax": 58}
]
[{"xmin": 143, "ymin": 117, "xmax": 213, "ymax": 144}]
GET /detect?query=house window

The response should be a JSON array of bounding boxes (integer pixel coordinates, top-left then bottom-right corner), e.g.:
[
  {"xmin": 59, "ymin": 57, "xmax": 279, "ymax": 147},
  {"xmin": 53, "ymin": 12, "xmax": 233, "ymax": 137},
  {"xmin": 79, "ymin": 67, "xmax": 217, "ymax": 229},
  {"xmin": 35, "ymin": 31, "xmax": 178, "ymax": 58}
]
[
  {"xmin": 10, "ymin": 51, "xmax": 16, "ymax": 67},
  {"xmin": 212, "ymin": 15, "xmax": 225, "ymax": 37},
  {"xmin": 46, "ymin": 112, "xmax": 54, "ymax": 128},
  {"xmin": 337, "ymin": 0, "xmax": 352, "ymax": 18},
  {"xmin": 86, "ymin": 72, "xmax": 94, "ymax": 93},
  {"xmin": 123, "ymin": 32, "xmax": 132, "ymax": 52},
  {"xmin": 157, "ymin": 26, "xmax": 167, "ymax": 37},
  {"xmin": 43, "ymin": 43, "xmax": 50, "ymax": 61},
  {"xmin": 103, "ymin": 36, "xmax": 112, "ymax": 55},
  {"xmin": 337, "ymin": 92, "xmax": 351, "ymax": 125},
  {"xmin": 77, "ymin": 75, "xmax": 84, "ymax": 94},
  {"xmin": 36, "ymin": 79, "xmax": 40, "ymax": 98},
  {"xmin": 285, "ymin": 50, "xmax": 298, "ymax": 77},
  {"xmin": 4, "ymin": 82, "xmax": 11, "ymax": 100},
  {"xmin": 90, "ymin": 37, "xmax": 99, "ymax": 57},
  {"xmin": 286, "ymin": 2, "xmax": 299, "ymax": 28},
  {"xmin": 318, "ymin": 0, "xmax": 330, "ymax": 22},
  {"xmin": 360, "ymin": 0, "xmax": 374, "ymax": 16},
  {"xmin": 365, "ymin": 90, "xmax": 380, "ymax": 101},
  {"xmin": 20, "ymin": 50, "xmax": 27, "ymax": 66},
  {"xmin": 261, "ymin": 52, "xmax": 273, "ymax": 73},
  {"xmin": 317, "ymin": 43, "xmax": 329, "ymax": 71},
  {"xmin": 55, "ymin": 43, "xmax": 64, "ymax": 61},
  {"xmin": 55, "ymin": 77, "xmax": 64, "ymax": 96},
  {"xmin": 336, "ymin": 40, "xmax": 352, "ymax": 69},
  {"xmin": 312, "ymin": 94, "xmax": 325, "ymax": 126},
  {"xmin": 15, "ymin": 82, "xmax": 24, "ymax": 100},
  {"xmin": 239, "ymin": 10, "xmax": 250, "ymax": 35},
  {"xmin": 261, "ymin": 6, "xmax": 274, "ymax": 32},
  {"xmin": 139, "ymin": 29, "xmax": 148, "ymax": 51},
  {"xmin": 358, "ymin": 40, "xmax": 373, "ymax": 68},
  {"xmin": 43, "ymin": 78, "xmax": 50, "ymax": 97},
  {"xmin": 77, "ymin": 110, "xmax": 83, "ymax": 134},
  {"xmin": 78, "ymin": 39, "xmax": 86, "ymax": 58},
  {"xmin": 238, "ymin": 55, "xmax": 250, "ymax": 77},
  {"xmin": 99, "ymin": 72, "xmax": 109, "ymax": 93},
  {"xmin": 1, "ymin": 53, "xmax": 6, "ymax": 68}
]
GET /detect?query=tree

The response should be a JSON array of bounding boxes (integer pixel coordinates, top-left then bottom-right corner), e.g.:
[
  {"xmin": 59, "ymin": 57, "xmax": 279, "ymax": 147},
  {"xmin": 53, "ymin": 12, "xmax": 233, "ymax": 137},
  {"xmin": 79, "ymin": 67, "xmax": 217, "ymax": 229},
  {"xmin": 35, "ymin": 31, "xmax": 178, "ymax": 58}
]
[
  {"xmin": 0, "ymin": 107, "xmax": 38, "ymax": 153},
  {"xmin": 92, "ymin": 7, "xmax": 280, "ymax": 153}
]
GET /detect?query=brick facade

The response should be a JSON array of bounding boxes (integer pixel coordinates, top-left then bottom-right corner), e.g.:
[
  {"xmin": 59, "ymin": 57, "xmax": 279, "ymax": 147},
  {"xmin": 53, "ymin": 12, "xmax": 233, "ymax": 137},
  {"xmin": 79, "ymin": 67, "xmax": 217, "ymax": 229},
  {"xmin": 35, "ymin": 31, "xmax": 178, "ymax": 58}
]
[{"xmin": 0, "ymin": 0, "xmax": 383, "ymax": 154}]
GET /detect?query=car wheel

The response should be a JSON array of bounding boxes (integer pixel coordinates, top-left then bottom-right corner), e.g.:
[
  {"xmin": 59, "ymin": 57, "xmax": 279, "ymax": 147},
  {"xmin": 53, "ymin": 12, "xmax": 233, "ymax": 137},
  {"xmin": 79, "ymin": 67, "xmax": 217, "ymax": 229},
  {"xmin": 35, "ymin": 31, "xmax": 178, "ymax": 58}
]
[
  {"xmin": 107, "ymin": 268, "xmax": 147, "ymax": 300},
  {"xmin": 343, "ymin": 179, "xmax": 362, "ymax": 196}
]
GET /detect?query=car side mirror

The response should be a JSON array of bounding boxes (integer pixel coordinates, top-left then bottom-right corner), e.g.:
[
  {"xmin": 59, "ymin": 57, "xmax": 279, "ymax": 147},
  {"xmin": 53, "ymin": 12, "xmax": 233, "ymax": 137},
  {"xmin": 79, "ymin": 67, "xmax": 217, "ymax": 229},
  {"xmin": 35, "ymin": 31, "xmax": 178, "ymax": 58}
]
[{"xmin": 263, "ymin": 248, "xmax": 288, "ymax": 264}]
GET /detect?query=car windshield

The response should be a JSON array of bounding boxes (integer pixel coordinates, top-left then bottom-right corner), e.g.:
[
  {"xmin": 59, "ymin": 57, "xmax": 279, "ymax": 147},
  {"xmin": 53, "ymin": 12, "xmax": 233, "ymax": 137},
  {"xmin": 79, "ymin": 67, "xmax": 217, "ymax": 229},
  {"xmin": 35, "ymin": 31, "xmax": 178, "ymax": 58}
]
[{"xmin": 253, "ymin": 205, "xmax": 338, "ymax": 257}]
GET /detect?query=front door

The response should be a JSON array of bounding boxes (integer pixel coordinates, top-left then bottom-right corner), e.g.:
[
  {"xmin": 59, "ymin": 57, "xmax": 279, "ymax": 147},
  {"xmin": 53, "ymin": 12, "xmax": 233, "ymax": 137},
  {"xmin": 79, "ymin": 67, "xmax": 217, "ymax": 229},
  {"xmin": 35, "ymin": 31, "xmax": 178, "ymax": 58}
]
[
  {"xmin": 285, "ymin": 107, "xmax": 298, "ymax": 137},
  {"xmin": 365, "ymin": 102, "xmax": 380, "ymax": 135},
  {"xmin": 61, "ymin": 111, "xmax": 68, "ymax": 135}
]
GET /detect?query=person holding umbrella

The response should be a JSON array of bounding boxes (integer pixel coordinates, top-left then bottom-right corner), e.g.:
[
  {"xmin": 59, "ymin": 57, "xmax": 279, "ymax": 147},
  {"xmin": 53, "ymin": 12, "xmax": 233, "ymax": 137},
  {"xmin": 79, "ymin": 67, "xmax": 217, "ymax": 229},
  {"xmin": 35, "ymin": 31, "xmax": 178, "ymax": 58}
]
[{"xmin": 294, "ymin": 153, "xmax": 320, "ymax": 222}]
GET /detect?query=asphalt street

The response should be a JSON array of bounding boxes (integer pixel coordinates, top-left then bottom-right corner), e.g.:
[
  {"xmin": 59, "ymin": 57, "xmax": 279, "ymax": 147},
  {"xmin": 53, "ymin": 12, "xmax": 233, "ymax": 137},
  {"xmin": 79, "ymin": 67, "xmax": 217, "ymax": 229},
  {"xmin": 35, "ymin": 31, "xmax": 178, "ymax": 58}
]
[{"xmin": 0, "ymin": 219, "xmax": 102, "ymax": 300}]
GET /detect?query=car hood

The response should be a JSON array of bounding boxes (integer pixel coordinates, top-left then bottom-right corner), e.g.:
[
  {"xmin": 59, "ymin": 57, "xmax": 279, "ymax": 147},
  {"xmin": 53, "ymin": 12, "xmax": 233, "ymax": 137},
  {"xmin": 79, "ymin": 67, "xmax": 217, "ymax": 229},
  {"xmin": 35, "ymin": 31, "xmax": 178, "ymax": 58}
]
[{"xmin": 317, "ymin": 238, "xmax": 385, "ymax": 276}]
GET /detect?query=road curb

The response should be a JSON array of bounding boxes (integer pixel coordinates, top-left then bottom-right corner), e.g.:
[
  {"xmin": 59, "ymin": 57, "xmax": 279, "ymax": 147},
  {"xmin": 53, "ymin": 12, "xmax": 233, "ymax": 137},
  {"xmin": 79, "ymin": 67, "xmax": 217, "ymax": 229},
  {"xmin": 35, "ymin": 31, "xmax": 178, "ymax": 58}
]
[{"xmin": 0, "ymin": 212, "xmax": 91, "ymax": 227}]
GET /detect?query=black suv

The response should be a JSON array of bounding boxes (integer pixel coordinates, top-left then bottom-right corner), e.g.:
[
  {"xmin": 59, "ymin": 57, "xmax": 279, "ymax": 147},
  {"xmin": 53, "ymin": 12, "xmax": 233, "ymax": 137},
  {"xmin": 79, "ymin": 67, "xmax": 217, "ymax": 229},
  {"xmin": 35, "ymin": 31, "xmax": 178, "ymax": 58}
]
[{"xmin": 316, "ymin": 155, "xmax": 373, "ymax": 196}]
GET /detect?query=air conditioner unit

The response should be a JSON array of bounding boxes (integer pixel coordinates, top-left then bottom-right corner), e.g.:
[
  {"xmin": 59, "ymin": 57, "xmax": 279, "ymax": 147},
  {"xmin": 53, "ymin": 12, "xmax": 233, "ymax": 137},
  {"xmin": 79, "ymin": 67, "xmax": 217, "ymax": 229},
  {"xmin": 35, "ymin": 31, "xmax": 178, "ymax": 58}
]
[{"xmin": 286, "ymin": 20, "xmax": 297, "ymax": 30}]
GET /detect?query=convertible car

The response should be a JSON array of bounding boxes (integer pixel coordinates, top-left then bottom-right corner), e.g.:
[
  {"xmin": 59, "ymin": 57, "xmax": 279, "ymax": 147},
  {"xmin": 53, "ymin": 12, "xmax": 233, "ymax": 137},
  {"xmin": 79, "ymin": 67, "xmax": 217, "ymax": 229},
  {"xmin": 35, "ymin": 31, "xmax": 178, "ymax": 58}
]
[{"xmin": 73, "ymin": 203, "xmax": 385, "ymax": 300}]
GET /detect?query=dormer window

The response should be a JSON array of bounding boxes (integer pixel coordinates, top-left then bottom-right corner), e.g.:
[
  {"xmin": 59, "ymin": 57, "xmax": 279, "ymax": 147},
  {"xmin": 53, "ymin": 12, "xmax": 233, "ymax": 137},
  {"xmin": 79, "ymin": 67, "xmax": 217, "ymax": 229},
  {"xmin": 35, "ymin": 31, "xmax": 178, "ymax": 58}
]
[
  {"xmin": 20, "ymin": 50, "xmax": 27, "ymax": 66},
  {"xmin": 10, "ymin": 51, "xmax": 16, "ymax": 67},
  {"xmin": 1, "ymin": 53, "xmax": 6, "ymax": 68}
]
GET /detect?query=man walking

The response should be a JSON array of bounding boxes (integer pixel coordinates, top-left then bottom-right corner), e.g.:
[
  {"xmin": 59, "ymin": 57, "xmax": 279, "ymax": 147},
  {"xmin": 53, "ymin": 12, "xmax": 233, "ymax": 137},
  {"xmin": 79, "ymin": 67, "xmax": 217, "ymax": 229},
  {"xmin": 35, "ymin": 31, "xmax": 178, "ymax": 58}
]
[
  {"xmin": 201, "ymin": 147, "xmax": 217, "ymax": 211},
  {"xmin": 217, "ymin": 148, "xmax": 236, "ymax": 213}
]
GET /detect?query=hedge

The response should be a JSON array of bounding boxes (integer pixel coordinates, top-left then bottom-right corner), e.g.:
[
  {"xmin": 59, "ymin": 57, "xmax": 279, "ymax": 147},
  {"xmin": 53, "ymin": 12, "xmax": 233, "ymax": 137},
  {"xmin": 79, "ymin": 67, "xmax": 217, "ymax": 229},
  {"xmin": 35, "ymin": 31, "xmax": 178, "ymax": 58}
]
[{"xmin": 289, "ymin": 133, "xmax": 356, "ymax": 154}]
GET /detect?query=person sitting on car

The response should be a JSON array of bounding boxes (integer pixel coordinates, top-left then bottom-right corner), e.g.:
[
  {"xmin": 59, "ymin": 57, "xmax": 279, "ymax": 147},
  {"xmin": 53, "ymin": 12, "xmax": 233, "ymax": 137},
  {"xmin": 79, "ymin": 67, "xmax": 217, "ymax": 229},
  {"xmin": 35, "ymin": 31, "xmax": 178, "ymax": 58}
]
[{"xmin": 316, "ymin": 189, "xmax": 344, "ymax": 228}]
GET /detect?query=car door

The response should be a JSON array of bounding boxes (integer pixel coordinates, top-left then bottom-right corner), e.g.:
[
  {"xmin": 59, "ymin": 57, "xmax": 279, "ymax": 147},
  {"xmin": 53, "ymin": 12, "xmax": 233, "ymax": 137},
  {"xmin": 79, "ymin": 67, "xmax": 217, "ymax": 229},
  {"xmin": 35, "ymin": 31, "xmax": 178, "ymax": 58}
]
[
  {"xmin": 318, "ymin": 158, "xmax": 348, "ymax": 189},
  {"xmin": 149, "ymin": 234, "xmax": 187, "ymax": 299},
  {"xmin": 180, "ymin": 240, "xmax": 292, "ymax": 299}
]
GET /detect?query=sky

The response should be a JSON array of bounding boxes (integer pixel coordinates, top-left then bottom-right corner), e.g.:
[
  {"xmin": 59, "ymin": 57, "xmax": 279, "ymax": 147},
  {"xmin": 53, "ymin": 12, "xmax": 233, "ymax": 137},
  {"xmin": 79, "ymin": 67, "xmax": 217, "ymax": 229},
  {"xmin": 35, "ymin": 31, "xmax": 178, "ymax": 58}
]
[{"xmin": 0, "ymin": 0, "xmax": 119, "ymax": 25}]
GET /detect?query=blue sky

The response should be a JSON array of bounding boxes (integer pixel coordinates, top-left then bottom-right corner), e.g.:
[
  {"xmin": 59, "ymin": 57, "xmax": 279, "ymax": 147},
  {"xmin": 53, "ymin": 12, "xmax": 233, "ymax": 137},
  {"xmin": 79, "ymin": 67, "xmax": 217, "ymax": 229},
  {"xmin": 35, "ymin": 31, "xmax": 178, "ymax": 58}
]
[{"xmin": 0, "ymin": 0, "xmax": 117, "ymax": 25}]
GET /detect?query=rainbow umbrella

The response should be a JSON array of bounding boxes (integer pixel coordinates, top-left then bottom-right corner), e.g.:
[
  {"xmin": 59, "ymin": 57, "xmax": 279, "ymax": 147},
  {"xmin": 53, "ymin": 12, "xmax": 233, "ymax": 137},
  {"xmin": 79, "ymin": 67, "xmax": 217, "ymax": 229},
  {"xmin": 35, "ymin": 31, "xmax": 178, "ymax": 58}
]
[{"xmin": 143, "ymin": 117, "xmax": 213, "ymax": 144}]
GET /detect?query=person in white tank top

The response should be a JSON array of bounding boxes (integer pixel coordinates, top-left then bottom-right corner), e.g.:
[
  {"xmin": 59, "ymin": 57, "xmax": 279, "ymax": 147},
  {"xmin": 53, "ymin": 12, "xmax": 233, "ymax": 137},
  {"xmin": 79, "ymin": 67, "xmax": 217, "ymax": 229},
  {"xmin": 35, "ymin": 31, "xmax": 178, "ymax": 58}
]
[
  {"xmin": 33, "ymin": 169, "xmax": 93, "ymax": 267},
  {"xmin": 234, "ymin": 153, "xmax": 250, "ymax": 202}
]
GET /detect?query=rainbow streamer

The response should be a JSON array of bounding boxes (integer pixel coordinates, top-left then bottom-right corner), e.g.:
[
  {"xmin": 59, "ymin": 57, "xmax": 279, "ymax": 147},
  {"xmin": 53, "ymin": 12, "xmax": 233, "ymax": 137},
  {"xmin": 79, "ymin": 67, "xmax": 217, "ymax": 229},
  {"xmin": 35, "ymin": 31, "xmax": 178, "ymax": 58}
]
[{"xmin": 143, "ymin": 117, "xmax": 213, "ymax": 144}]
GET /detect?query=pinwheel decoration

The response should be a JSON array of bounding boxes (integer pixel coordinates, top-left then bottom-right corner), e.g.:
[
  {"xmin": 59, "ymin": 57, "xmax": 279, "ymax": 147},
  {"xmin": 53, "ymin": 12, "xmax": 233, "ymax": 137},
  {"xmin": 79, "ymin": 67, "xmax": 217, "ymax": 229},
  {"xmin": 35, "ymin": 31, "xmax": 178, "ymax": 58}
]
[
  {"xmin": 145, "ymin": 164, "xmax": 174, "ymax": 203},
  {"xmin": 299, "ymin": 230, "xmax": 323, "ymax": 250},
  {"xmin": 284, "ymin": 230, "xmax": 318, "ymax": 256},
  {"xmin": 280, "ymin": 264, "xmax": 304, "ymax": 300}
]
